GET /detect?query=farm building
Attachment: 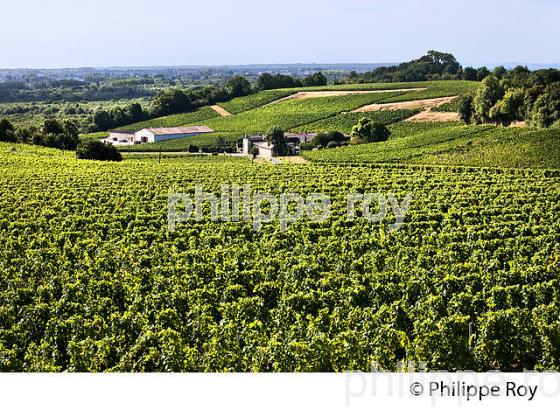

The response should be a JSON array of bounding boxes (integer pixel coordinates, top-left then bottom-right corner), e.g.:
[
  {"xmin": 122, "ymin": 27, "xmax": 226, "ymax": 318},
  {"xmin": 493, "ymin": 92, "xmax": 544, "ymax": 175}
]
[
  {"xmin": 104, "ymin": 126, "xmax": 214, "ymax": 146},
  {"xmin": 242, "ymin": 134, "xmax": 307, "ymax": 158},
  {"xmin": 105, "ymin": 130, "xmax": 136, "ymax": 145}
]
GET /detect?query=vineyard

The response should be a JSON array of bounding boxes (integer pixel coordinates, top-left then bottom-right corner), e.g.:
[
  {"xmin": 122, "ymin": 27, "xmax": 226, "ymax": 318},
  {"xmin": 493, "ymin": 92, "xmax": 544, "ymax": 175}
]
[
  {"xmin": 0, "ymin": 142, "xmax": 559, "ymax": 371},
  {"xmin": 304, "ymin": 123, "xmax": 560, "ymax": 169},
  {"xmin": 111, "ymin": 80, "xmax": 477, "ymax": 152}
]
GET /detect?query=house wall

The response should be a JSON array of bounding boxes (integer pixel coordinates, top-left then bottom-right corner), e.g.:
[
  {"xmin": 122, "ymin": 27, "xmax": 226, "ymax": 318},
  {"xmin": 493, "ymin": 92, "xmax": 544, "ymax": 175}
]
[
  {"xmin": 258, "ymin": 147, "xmax": 274, "ymax": 159},
  {"xmin": 134, "ymin": 130, "xmax": 206, "ymax": 144},
  {"xmin": 242, "ymin": 138, "xmax": 250, "ymax": 155},
  {"xmin": 108, "ymin": 132, "xmax": 135, "ymax": 142},
  {"xmin": 134, "ymin": 129, "xmax": 156, "ymax": 143},
  {"xmin": 153, "ymin": 132, "xmax": 201, "ymax": 143}
]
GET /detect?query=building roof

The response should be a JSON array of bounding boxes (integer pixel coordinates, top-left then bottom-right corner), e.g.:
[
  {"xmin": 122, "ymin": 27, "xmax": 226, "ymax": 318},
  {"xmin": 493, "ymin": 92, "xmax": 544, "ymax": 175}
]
[{"xmin": 140, "ymin": 126, "xmax": 214, "ymax": 135}]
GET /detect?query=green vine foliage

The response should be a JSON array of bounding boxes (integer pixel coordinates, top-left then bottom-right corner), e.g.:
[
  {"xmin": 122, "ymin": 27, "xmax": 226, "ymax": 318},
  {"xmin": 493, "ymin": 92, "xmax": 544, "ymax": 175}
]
[{"xmin": 0, "ymin": 143, "xmax": 559, "ymax": 371}]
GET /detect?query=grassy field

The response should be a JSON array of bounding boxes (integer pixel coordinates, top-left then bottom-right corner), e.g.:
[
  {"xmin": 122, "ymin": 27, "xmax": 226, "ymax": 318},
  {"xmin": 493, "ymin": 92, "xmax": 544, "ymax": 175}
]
[
  {"xmin": 303, "ymin": 123, "xmax": 560, "ymax": 169},
  {"xmin": 1, "ymin": 141, "xmax": 559, "ymax": 371}
]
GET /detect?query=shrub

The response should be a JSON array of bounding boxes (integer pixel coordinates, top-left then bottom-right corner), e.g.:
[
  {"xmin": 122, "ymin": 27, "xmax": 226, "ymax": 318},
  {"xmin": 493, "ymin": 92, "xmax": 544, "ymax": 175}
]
[
  {"xmin": 326, "ymin": 141, "xmax": 340, "ymax": 149},
  {"xmin": 350, "ymin": 118, "xmax": 390, "ymax": 144},
  {"xmin": 0, "ymin": 118, "xmax": 16, "ymax": 143},
  {"xmin": 300, "ymin": 142, "xmax": 315, "ymax": 151},
  {"xmin": 188, "ymin": 145, "xmax": 200, "ymax": 153},
  {"xmin": 458, "ymin": 96, "xmax": 474, "ymax": 124},
  {"xmin": 312, "ymin": 130, "xmax": 346, "ymax": 147},
  {"xmin": 76, "ymin": 140, "xmax": 122, "ymax": 162}
]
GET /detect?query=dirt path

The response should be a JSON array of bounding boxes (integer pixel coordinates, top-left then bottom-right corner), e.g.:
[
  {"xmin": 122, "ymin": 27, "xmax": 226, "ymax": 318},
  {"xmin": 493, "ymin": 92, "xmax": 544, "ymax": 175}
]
[
  {"xmin": 268, "ymin": 88, "xmax": 427, "ymax": 105},
  {"xmin": 353, "ymin": 96, "xmax": 458, "ymax": 113},
  {"xmin": 211, "ymin": 105, "xmax": 232, "ymax": 116},
  {"xmin": 278, "ymin": 156, "xmax": 307, "ymax": 164},
  {"xmin": 405, "ymin": 110, "xmax": 460, "ymax": 122}
]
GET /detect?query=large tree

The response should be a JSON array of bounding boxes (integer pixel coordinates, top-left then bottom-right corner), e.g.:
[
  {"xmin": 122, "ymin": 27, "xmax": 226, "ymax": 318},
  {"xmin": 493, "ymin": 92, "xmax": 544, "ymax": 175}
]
[
  {"xmin": 266, "ymin": 126, "xmax": 288, "ymax": 156},
  {"xmin": 488, "ymin": 89, "xmax": 524, "ymax": 126},
  {"xmin": 473, "ymin": 76, "xmax": 505, "ymax": 123},
  {"xmin": 458, "ymin": 96, "xmax": 474, "ymax": 124},
  {"xmin": 0, "ymin": 118, "xmax": 16, "ymax": 142},
  {"xmin": 226, "ymin": 76, "xmax": 252, "ymax": 98},
  {"xmin": 530, "ymin": 83, "xmax": 560, "ymax": 128},
  {"xmin": 152, "ymin": 89, "xmax": 193, "ymax": 117},
  {"xmin": 350, "ymin": 119, "xmax": 390, "ymax": 144},
  {"xmin": 462, "ymin": 67, "xmax": 478, "ymax": 81}
]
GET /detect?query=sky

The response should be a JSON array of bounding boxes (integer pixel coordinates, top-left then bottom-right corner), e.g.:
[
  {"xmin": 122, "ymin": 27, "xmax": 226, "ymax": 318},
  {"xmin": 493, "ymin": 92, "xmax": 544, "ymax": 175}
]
[{"xmin": 1, "ymin": 0, "xmax": 559, "ymax": 68}]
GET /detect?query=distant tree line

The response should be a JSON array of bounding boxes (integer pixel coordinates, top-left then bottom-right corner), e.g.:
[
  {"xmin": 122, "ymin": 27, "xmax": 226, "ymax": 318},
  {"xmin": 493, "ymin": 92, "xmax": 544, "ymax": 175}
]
[
  {"xmin": 0, "ymin": 117, "xmax": 80, "ymax": 149},
  {"xmin": 256, "ymin": 72, "xmax": 327, "ymax": 90},
  {"xmin": 346, "ymin": 50, "xmax": 493, "ymax": 83},
  {"xmin": 458, "ymin": 66, "xmax": 560, "ymax": 127},
  {"xmin": 91, "ymin": 72, "xmax": 328, "ymax": 131}
]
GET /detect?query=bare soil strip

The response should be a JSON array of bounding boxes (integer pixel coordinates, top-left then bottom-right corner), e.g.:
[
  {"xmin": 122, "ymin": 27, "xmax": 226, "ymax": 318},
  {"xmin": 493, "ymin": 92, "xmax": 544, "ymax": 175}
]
[
  {"xmin": 353, "ymin": 96, "xmax": 458, "ymax": 113},
  {"xmin": 405, "ymin": 110, "xmax": 460, "ymax": 122},
  {"xmin": 268, "ymin": 88, "xmax": 427, "ymax": 105},
  {"xmin": 211, "ymin": 105, "xmax": 232, "ymax": 116}
]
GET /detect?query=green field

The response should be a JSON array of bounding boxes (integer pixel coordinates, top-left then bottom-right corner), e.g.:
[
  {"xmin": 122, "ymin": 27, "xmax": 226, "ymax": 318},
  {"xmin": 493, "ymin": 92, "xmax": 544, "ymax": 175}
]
[{"xmin": 1, "ymin": 141, "xmax": 559, "ymax": 371}]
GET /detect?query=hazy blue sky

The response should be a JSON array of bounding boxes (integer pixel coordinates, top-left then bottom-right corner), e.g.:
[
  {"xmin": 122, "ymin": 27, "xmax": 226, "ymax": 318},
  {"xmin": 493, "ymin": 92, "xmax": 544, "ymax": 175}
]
[{"xmin": 1, "ymin": 0, "xmax": 559, "ymax": 68}]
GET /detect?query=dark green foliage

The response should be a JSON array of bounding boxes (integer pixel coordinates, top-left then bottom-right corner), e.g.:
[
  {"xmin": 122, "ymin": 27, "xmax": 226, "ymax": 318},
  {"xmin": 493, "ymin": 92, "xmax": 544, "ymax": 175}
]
[
  {"xmin": 256, "ymin": 71, "xmax": 328, "ymax": 90},
  {"xmin": 489, "ymin": 89, "xmax": 524, "ymax": 126},
  {"xmin": 476, "ymin": 67, "xmax": 491, "ymax": 81},
  {"xmin": 347, "ymin": 50, "xmax": 462, "ymax": 83},
  {"xmin": 76, "ymin": 139, "xmax": 122, "ymax": 161},
  {"xmin": 152, "ymin": 88, "xmax": 193, "ymax": 117},
  {"xmin": 93, "ymin": 102, "xmax": 148, "ymax": 131},
  {"xmin": 312, "ymin": 131, "xmax": 346, "ymax": 147},
  {"xmin": 462, "ymin": 67, "xmax": 478, "ymax": 81},
  {"xmin": 266, "ymin": 126, "xmax": 288, "ymax": 155},
  {"xmin": 257, "ymin": 73, "xmax": 302, "ymax": 90},
  {"xmin": 471, "ymin": 67, "xmax": 560, "ymax": 127},
  {"xmin": 531, "ymin": 83, "xmax": 560, "ymax": 128},
  {"xmin": 492, "ymin": 65, "xmax": 508, "ymax": 80},
  {"xmin": 303, "ymin": 72, "xmax": 327, "ymax": 87},
  {"xmin": 0, "ymin": 118, "xmax": 16, "ymax": 142},
  {"xmin": 474, "ymin": 309, "xmax": 540, "ymax": 371},
  {"xmin": 473, "ymin": 76, "xmax": 505, "ymax": 122},
  {"xmin": 226, "ymin": 76, "xmax": 252, "ymax": 98},
  {"xmin": 458, "ymin": 96, "xmax": 474, "ymax": 124},
  {"xmin": 350, "ymin": 118, "xmax": 390, "ymax": 144}
]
